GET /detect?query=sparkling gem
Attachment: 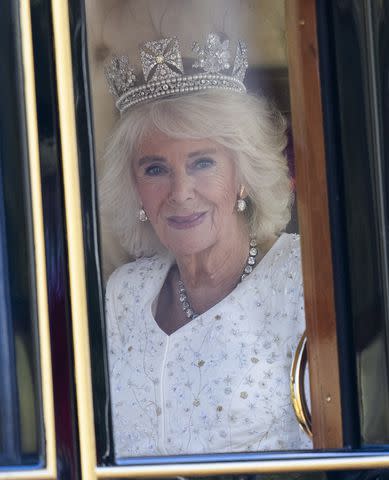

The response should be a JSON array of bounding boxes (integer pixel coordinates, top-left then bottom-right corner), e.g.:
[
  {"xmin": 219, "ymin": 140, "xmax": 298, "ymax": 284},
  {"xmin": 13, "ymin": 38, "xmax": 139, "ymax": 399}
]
[
  {"xmin": 197, "ymin": 360, "xmax": 205, "ymax": 367},
  {"xmin": 193, "ymin": 399, "xmax": 200, "ymax": 407},
  {"xmin": 250, "ymin": 247, "xmax": 258, "ymax": 256},
  {"xmin": 250, "ymin": 239, "xmax": 257, "ymax": 247},
  {"xmin": 104, "ymin": 55, "xmax": 136, "ymax": 98},
  {"xmin": 192, "ymin": 34, "xmax": 231, "ymax": 74},
  {"xmin": 140, "ymin": 37, "xmax": 183, "ymax": 82},
  {"xmin": 232, "ymin": 40, "xmax": 248, "ymax": 81},
  {"xmin": 237, "ymin": 199, "xmax": 246, "ymax": 212},
  {"xmin": 177, "ymin": 237, "xmax": 255, "ymax": 320},
  {"xmin": 240, "ymin": 391, "xmax": 248, "ymax": 399}
]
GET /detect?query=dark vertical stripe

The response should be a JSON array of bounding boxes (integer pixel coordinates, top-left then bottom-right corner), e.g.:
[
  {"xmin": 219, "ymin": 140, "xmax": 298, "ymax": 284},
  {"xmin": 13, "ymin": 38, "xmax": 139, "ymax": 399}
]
[
  {"xmin": 67, "ymin": 0, "xmax": 114, "ymax": 465},
  {"xmin": 29, "ymin": 0, "xmax": 81, "ymax": 478}
]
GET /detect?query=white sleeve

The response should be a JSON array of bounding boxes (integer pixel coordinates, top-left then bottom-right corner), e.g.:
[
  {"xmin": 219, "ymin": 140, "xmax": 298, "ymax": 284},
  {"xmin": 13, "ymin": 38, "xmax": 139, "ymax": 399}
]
[{"xmin": 104, "ymin": 269, "xmax": 126, "ymax": 376}]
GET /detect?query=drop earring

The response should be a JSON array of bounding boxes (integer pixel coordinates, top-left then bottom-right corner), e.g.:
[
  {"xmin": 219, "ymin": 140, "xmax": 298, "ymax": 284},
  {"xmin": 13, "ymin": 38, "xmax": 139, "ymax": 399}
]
[
  {"xmin": 236, "ymin": 186, "xmax": 247, "ymax": 212},
  {"xmin": 138, "ymin": 207, "xmax": 148, "ymax": 222}
]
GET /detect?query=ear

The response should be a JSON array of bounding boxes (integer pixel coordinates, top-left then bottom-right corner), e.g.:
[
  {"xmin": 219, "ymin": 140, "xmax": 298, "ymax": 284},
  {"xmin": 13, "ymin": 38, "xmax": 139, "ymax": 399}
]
[{"xmin": 238, "ymin": 185, "xmax": 248, "ymax": 199}]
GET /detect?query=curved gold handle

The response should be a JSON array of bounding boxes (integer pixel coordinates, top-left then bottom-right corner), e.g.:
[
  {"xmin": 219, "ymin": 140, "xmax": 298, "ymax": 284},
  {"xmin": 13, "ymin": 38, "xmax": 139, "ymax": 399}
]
[{"xmin": 290, "ymin": 332, "xmax": 312, "ymax": 437}]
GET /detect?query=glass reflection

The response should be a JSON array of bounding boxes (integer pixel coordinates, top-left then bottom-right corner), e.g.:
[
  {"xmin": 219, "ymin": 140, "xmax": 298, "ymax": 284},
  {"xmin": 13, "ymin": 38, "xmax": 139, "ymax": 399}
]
[{"xmin": 87, "ymin": 0, "xmax": 310, "ymax": 458}]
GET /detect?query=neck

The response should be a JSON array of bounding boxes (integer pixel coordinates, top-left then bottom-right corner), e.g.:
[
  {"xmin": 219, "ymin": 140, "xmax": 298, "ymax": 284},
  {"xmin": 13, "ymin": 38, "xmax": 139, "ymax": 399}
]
[{"xmin": 174, "ymin": 223, "xmax": 251, "ymax": 313}]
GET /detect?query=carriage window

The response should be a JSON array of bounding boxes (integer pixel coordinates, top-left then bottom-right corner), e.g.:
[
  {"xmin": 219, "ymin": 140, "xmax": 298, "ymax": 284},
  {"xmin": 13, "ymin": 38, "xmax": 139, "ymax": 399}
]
[
  {"xmin": 84, "ymin": 0, "xmax": 315, "ymax": 461},
  {"xmin": 327, "ymin": 0, "xmax": 389, "ymax": 446},
  {"xmin": 0, "ymin": 153, "xmax": 42, "ymax": 467},
  {"xmin": 0, "ymin": 1, "xmax": 42, "ymax": 462}
]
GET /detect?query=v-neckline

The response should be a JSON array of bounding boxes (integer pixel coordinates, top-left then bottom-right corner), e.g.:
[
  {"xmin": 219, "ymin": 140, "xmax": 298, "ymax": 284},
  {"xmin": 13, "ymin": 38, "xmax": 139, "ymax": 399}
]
[{"xmin": 146, "ymin": 234, "xmax": 286, "ymax": 337}]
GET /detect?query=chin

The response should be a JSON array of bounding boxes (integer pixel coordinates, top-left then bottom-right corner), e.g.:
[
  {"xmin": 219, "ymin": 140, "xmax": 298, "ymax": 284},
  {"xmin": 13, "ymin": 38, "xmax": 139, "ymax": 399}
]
[{"xmin": 166, "ymin": 234, "xmax": 215, "ymax": 258}]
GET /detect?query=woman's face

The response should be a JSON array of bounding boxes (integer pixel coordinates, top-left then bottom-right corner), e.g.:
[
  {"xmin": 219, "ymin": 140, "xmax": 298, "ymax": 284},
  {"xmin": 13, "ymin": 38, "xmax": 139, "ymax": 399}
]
[{"xmin": 134, "ymin": 130, "xmax": 242, "ymax": 256}]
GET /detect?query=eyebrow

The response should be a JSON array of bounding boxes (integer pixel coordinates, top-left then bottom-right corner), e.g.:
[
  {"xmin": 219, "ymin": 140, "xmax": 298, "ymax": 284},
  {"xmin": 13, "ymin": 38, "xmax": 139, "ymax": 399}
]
[
  {"xmin": 137, "ymin": 148, "xmax": 218, "ymax": 167},
  {"xmin": 137, "ymin": 155, "xmax": 166, "ymax": 167},
  {"xmin": 187, "ymin": 148, "xmax": 217, "ymax": 158}
]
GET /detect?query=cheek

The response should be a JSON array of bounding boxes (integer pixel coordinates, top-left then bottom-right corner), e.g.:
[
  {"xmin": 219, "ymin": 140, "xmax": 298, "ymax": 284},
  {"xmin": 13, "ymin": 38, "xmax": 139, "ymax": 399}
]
[
  {"xmin": 136, "ymin": 181, "xmax": 169, "ymax": 216},
  {"xmin": 198, "ymin": 172, "xmax": 237, "ymax": 211}
]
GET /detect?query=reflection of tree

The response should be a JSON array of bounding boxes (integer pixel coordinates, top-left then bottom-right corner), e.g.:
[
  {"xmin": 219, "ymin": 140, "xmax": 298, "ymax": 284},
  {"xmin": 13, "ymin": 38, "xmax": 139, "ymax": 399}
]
[{"xmin": 15, "ymin": 335, "xmax": 38, "ymax": 454}]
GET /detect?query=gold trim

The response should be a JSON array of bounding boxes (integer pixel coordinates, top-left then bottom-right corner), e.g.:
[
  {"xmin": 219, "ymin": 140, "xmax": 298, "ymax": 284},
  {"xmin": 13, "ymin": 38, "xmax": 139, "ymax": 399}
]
[
  {"xmin": 290, "ymin": 332, "xmax": 312, "ymax": 437},
  {"xmin": 50, "ymin": 1, "xmax": 97, "ymax": 479},
  {"xmin": 95, "ymin": 456, "xmax": 389, "ymax": 478},
  {"xmin": 1, "ymin": 1, "xmax": 59, "ymax": 479},
  {"xmin": 47, "ymin": 1, "xmax": 389, "ymax": 477},
  {"xmin": 0, "ymin": 471, "xmax": 55, "ymax": 480}
]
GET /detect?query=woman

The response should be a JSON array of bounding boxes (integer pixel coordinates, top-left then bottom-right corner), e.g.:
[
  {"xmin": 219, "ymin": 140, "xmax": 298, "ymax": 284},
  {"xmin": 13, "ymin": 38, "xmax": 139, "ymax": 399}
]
[{"xmin": 100, "ymin": 34, "xmax": 311, "ymax": 458}]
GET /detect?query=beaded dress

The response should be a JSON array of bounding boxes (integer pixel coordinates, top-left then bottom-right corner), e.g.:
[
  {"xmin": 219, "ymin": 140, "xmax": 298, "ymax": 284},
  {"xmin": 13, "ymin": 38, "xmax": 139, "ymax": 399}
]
[{"xmin": 105, "ymin": 233, "xmax": 312, "ymax": 458}]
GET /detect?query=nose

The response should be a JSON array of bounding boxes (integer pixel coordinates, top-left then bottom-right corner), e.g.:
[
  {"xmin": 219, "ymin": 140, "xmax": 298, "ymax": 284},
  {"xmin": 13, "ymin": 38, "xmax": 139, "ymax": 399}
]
[{"xmin": 168, "ymin": 171, "xmax": 194, "ymax": 204}]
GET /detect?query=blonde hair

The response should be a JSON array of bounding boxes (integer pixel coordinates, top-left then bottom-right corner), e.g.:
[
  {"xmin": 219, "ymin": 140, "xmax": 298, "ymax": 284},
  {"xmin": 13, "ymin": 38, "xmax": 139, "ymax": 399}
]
[{"xmin": 99, "ymin": 90, "xmax": 292, "ymax": 257}]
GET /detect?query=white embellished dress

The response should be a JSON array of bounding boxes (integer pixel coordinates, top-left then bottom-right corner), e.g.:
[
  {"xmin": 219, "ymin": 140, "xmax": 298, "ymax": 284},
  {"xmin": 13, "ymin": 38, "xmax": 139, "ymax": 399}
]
[{"xmin": 105, "ymin": 233, "xmax": 312, "ymax": 458}]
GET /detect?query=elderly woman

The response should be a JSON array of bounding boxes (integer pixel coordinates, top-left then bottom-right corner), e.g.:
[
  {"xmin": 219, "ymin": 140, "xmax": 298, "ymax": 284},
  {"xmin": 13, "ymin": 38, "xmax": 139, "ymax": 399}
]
[{"xmin": 100, "ymin": 34, "xmax": 310, "ymax": 458}]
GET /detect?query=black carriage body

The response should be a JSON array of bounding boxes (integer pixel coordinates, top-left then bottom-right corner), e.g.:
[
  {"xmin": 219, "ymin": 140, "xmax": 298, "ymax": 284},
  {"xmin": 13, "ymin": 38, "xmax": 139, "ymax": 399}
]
[{"xmin": 1, "ymin": 1, "xmax": 389, "ymax": 479}]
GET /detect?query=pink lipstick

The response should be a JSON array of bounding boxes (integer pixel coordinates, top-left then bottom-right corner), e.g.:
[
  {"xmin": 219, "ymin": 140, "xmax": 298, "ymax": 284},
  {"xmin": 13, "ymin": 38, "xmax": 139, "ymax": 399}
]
[{"xmin": 167, "ymin": 212, "xmax": 206, "ymax": 230}]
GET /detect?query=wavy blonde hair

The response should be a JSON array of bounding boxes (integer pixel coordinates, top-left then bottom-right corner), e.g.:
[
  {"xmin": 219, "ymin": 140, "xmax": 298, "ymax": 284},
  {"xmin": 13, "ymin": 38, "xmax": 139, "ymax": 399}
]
[{"xmin": 99, "ymin": 90, "xmax": 292, "ymax": 258}]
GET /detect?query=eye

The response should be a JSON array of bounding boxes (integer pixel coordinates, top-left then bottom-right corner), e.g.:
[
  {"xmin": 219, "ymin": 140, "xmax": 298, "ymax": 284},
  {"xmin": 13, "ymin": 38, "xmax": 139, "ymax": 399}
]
[
  {"xmin": 144, "ymin": 164, "xmax": 167, "ymax": 176},
  {"xmin": 193, "ymin": 157, "xmax": 215, "ymax": 170}
]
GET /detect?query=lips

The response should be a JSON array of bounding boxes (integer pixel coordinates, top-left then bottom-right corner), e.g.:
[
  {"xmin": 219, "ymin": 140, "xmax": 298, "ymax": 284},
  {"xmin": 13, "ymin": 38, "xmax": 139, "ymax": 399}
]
[{"xmin": 167, "ymin": 212, "xmax": 207, "ymax": 230}]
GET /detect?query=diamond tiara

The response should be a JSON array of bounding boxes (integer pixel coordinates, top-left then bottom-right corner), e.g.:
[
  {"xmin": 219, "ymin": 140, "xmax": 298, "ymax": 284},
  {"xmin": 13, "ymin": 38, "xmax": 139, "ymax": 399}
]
[{"xmin": 105, "ymin": 33, "xmax": 248, "ymax": 114}]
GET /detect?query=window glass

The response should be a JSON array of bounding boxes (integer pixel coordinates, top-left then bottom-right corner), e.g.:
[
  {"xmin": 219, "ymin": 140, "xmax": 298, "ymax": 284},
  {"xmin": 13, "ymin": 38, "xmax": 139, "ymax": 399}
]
[
  {"xmin": 329, "ymin": 0, "xmax": 389, "ymax": 446},
  {"xmin": 85, "ymin": 0, "xmax": 310, "ymax": 461},
  {"xmin": 0, "ymin": 1, "xmax": 42, "ymax": 464}
]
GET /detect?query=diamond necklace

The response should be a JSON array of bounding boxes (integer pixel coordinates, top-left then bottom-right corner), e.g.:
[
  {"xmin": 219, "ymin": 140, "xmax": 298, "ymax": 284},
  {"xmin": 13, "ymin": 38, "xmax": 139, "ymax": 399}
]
[{"xmin": 177, "ymin": 239, "xmax": 259, "ymax": 320}]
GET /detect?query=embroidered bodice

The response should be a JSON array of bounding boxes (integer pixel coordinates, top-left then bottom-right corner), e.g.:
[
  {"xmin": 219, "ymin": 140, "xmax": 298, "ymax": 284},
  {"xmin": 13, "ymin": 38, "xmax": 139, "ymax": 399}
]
[{"xmin": 105, "ymin": 233, "xmax": 312, "ymax": 458}]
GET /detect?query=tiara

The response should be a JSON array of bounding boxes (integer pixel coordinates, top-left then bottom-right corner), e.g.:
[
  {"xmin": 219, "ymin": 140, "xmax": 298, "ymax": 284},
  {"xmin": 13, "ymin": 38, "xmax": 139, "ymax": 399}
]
[{"xmin": 105, "ymin": 33, "xmax": 248, "ymax": 114}]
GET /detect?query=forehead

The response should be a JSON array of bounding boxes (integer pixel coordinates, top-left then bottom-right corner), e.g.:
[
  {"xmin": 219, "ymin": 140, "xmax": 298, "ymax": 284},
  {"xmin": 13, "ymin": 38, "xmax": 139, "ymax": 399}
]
[{"xmin": 137, "ymin": 130, "xmax": 221, "ymax": 158}]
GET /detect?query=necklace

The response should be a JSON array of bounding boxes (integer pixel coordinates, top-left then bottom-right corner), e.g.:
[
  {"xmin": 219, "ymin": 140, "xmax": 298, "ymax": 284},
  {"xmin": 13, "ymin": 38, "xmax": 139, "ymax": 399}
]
[{"xmin": 177, "ymin": 239, "xmax": 259, "ymax": 320}]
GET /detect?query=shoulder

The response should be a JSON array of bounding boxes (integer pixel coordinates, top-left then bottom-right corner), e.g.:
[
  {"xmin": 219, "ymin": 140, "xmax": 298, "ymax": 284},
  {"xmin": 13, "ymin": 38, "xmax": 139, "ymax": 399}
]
[
  {"xmin": 273, "ymin": 232, "xmax": 301, "ymax": 256},
  {"xmin": 264, "ymin": 233, "xmax": 306, "ymax": 335},
  {"xmin": 267, "ymin": 233, "xmax": 302, "ymax": 276},
  {"xmin": 105, "ymin": 254, "xmax": 170, "ymax": 299}
]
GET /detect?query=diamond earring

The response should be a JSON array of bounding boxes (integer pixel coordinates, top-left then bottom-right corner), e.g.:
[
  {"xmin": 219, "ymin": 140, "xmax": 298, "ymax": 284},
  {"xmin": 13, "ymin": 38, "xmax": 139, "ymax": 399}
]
[
  {"xmin": 138, "ymin": 208, "xmax": 148, "ymax": 222},
  {"xmin": 236, "ymin": 198, "xmax": 247, "ymax": 212},
  {"xmin": 236, "ymin": 186, "xmax": 247, "ymax": 212}
]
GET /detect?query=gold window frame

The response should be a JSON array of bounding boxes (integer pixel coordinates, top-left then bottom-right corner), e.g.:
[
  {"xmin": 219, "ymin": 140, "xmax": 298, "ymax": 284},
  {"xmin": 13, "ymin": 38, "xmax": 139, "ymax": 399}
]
[{"xmin": 0, "ymin": 1, "xmax": 57, "ymax": 478}]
